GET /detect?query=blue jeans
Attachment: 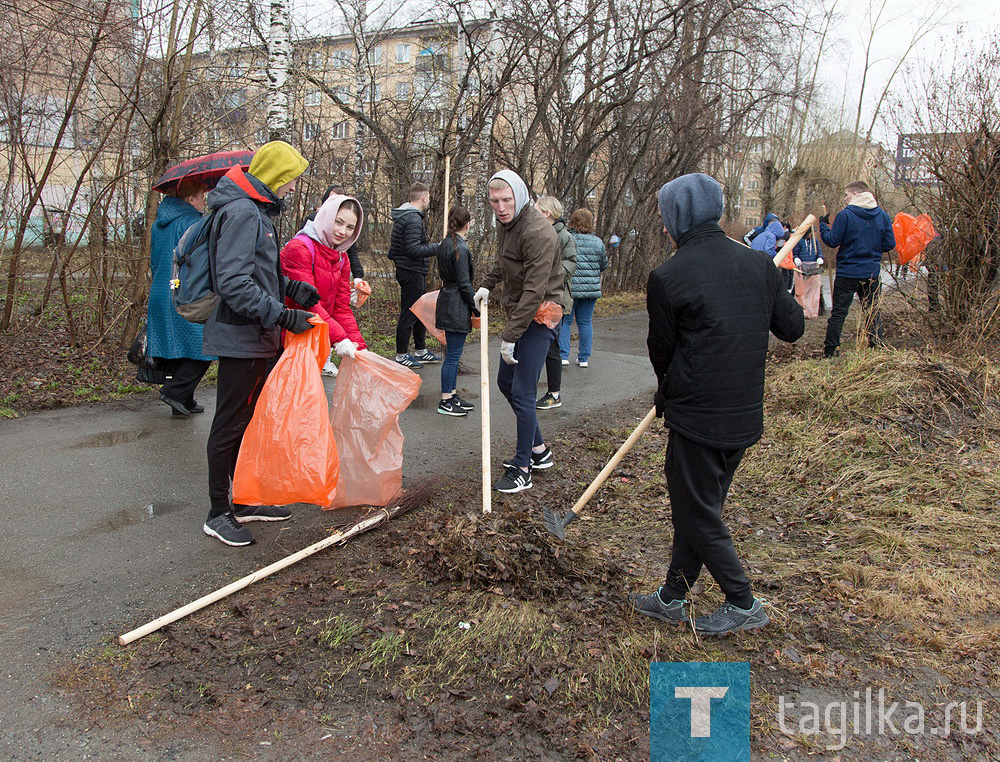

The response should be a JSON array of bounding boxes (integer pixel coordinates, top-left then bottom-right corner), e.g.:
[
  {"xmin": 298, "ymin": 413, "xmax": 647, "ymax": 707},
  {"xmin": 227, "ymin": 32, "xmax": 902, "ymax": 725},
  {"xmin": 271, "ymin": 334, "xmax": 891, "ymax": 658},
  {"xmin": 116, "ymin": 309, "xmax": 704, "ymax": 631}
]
[
  {"xmin": 497, "ymin": 321, "xmax": 556, "ymax": 468},
  {"xmin": 440, "ymin": 331, "xmax": 467, "ymax": 394},
  {"xmin": 558, "ymin": 298, "xmax": 597, "ymax": 361}
]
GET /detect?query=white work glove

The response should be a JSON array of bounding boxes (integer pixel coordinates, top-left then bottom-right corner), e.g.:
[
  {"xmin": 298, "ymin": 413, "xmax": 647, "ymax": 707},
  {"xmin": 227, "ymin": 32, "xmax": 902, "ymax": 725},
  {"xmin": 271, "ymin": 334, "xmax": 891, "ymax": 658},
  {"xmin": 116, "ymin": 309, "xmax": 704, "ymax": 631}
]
[
  {"xmin": 793, "ymin": 257, "xmax": 802, "ymax": 267},
  {"xmin": 350, "ymin": 278, "xmax": 363, "ymax": 306},
  {"xmin": 500, "ymin": 340, "xmax": 517, "ymax": 365},
  {"xmin": 474, "ymin": 287, "xmax": 490, "ymax": 309},
  {"xmin": 817, "ymin": 257, "xmax": 824, "ymax": 265},
  {"xmin": 334, "ymin": 339, "xmax": 357, "ymax": 359}
]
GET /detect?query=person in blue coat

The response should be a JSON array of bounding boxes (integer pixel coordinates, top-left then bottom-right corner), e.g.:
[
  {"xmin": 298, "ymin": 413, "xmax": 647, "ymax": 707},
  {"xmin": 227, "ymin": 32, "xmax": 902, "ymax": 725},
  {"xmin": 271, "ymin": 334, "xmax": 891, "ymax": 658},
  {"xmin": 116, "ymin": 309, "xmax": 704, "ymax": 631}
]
[
  {"xmin": 561, "ymin": 208, "xmax": 608, "ymax": 367},
  {"xmin": 819, "ymin": 180, "xmax": 896, "ymax": 357},
  {"xmin": 749, "ymin": 218, "xmax": 785, "ymax": 259},
  {"xmin": 147, "ymin": 179, "xmax": 216, "ymax": 416},
  {"xmin": 742, "ymin": 212, "xmax": 779, "ymax": 246}
]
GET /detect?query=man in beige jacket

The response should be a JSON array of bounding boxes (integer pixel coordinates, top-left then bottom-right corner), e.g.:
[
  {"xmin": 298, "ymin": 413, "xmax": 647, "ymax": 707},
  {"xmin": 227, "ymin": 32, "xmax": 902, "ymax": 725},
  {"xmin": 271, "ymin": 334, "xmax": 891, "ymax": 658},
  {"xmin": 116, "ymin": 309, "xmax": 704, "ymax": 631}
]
[{"xmin": 474, "ymin": 169, "xmax": 563, "ymax": 493}]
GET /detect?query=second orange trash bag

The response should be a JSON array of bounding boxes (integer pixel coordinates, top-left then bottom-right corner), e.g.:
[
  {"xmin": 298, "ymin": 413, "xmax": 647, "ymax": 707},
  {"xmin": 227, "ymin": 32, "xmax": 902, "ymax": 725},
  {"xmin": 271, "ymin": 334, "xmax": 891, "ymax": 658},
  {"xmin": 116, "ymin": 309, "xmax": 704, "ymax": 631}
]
[
  {"xmin": 232, "ymin": 317, "xmax": 340, "ymax": 507},
  {"xmin": 327, "ymin": 351, "xmax": 421, "ymax": 509},
  {"xmin": 409, "ymin": 289, "xmax": 447, "ymax": 345}
]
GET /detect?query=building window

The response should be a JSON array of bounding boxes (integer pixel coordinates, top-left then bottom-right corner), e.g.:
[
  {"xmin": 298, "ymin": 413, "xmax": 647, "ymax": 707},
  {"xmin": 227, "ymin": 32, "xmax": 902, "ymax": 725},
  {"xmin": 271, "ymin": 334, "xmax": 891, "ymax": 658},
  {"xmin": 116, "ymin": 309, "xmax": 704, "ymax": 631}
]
[
  {"xmin": 332, "ymin": 121, "xmax": 350, "ymax": 139},
  {"xmin": 255, "ymin": 127, "xmax": 268, "ymax": 144},
  {"xmin": 304, "ymin": 90, "xmax": 321, "ymax": 107},
  {"xmin": 333, "ymin": 49, "xmax": 352, "ymax": 68},
  {"xmin": 307, "ymin": 51, "xmax": 322, "ymax": 69},
  {"xmin": 396, "ymin": 81, "xmax": 411, "ymax": 99},
  {"xmin": 207, "ymin": 128, "xmax": 222, "ymax": 145},
  {"xmin": 747, "ymin": 179, "xmax": 759, "ymax": 190},
  {"xmin": 334, "ymin": 86, "xmax": 352, "ymax": 102},
  {"xmin": 304, "ymin": 122, "xmax": 320, "ymax": 141},
  {"xmin": 396, "ymin": 43, "xmax": 410, "ymax": 63},
  {"xmin": 367, "ymin": 46, "xmax": 383, "ymax": 65},
  {"xmin": 745, "ymin": 218, "xmax": 756, "ymax": 227},
  {"xmin": 745, "ymin": 198, "xmax": 759, "ymax": 209}
]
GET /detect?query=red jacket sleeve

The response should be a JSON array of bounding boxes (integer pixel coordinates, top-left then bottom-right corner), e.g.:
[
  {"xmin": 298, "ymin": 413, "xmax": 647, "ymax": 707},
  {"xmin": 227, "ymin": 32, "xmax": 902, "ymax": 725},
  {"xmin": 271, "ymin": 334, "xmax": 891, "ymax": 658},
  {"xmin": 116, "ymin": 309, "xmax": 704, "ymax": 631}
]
[
  {"xmin": 280, "ymin": 238, "xmax": 334, "ymax": 326},
  {"xmin": 328, "ymin": 257, "xmax": 367, "ymax": 349}
]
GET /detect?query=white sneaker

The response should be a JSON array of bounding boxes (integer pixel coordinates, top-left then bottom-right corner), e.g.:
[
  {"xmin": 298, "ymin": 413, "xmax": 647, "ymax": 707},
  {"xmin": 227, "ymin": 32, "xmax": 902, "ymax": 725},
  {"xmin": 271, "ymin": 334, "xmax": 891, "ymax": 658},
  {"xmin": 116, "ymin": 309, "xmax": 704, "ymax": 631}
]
[
  {"xmin": 561, "ymin": 359, "xmax": 569, "ymax": 366},
  {"xmin": 322, "ymin": 360, "xmax": 338, "ymax": 377},
  {"xmin": 577, "ymin": 359, "xmax": 589, "ymax": 368}
]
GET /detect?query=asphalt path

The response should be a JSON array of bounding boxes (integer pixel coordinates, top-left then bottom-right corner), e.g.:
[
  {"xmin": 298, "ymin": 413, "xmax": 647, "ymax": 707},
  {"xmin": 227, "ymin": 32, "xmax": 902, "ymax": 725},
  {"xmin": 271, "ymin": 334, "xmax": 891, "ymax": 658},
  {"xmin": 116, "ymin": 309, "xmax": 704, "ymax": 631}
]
[{"xmin": 0, "ymin": 310, "xmax": 656, "ymax": 760}]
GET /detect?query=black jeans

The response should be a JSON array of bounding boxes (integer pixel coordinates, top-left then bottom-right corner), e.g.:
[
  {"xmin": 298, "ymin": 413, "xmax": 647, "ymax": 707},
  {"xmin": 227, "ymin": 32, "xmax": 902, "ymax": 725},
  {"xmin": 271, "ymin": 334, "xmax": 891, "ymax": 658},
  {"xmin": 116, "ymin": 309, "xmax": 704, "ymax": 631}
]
[
  {"xmin": 395, "ymin": 269, "xmax": 427, "ymax": 355},
  {"xmin": 824, "ymin": 276, "xmax": 883, "ymax": 356},
  {"xmin": 159, "ymin": 358, "xmax": 211, "ymax": 408},
  {"xmin": 543, "ymin": 334, "xmax": 562, "ymax": 393},
  {"xmin": 206, "ymin": 356, "xmax": 271, "ymax": 518},
  {"xmin": 660, "ymin": 430, "xmax": 753, "ymax": 609},
  {"xmin": 496, "ymin": 321, "xmax": 556, "ymax": 468}
]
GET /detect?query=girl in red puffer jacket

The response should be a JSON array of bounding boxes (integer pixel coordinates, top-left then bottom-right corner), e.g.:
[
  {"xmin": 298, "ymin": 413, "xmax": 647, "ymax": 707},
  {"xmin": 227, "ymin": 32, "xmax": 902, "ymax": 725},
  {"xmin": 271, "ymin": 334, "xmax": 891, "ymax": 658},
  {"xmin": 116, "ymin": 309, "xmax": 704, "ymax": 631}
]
[{"xmin": 280, "ymin": 194, "xmax": 367, "ymax": 375}]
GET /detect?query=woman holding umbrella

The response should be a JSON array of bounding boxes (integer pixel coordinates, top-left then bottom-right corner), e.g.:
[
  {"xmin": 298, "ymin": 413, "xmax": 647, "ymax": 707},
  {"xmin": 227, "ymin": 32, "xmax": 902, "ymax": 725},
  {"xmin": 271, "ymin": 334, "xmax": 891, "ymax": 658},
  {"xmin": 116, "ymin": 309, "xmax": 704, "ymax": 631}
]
[{"xmin": 147, "ymin": 151, "xmax": 252, "ymax": 416}]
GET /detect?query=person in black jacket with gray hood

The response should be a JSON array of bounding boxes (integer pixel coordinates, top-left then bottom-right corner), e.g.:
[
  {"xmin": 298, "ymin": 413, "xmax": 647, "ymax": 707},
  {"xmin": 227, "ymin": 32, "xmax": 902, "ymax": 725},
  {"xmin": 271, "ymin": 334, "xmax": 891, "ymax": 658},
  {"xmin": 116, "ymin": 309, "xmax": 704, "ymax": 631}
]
[
  {"xmin": 628, "ymin": 173, "xmax": 804, "ymax": 635},
  {"xmin": 389, "ymin": 181, "xmax": 442, "ymax": 367}
]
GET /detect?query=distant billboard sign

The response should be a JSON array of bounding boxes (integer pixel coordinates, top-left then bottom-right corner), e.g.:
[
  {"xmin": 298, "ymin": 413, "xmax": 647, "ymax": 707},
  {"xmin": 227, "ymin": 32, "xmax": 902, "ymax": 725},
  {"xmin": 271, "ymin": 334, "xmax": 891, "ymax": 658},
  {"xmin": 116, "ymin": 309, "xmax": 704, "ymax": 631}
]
[{"xmin": 895, "ymin": 133, "xmax": 941, "ymax": 186}]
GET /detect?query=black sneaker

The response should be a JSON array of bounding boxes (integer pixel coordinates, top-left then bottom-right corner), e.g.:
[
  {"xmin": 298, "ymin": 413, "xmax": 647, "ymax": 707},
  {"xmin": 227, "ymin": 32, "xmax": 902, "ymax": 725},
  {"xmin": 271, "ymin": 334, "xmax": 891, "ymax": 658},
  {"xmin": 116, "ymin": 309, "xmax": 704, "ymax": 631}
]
[
  {"xmin": 437, "ymin": 398, "xmax": 467, "ymax": 417},
  {"xmin": 203, "ymin": 512, "xmax": 255, "ymax": 546},
  {"xmin": 692, "ymin": 599, "xmax": 769, "ymax": 635},
  {"xmin": 494, "ymin": 465, "xmax": 532, "ymax": 493},
  {"xmin": 160, "ymin": 393, "xmax": 190, "ymax": 416},
  {"xmin": 413, "ymin": 349, "xmax": 440, "ymax": 363},
  {"xmin": 628, "ymin": 589, "xmax": 688, "ymax": 623},
  {"xmin": 395, "ymin": 353, "xmax": 423, "ymax": 369},
  {"xmin": 188, "ymin": 401, "xmax": 205, "ymax": 414},
  {"xmin": 452, "ymin": 395, "xmax": 475, "ymax": 411},
  {"xmin": 536, "ymin": 392, "xmax": 561, "ymax": 409},
  {"xmin": 502, "ymin": 447, "xmax": 553, "ymax": 471},
  {"xmin": 232, "ymin": 505, "xmax": 292, "ymax": 523}
]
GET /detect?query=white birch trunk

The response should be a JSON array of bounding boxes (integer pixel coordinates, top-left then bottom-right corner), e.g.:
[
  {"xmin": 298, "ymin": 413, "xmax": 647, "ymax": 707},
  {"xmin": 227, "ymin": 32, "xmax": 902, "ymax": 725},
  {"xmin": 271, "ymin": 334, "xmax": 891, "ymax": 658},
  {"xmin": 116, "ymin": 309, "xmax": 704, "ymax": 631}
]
[{"xmin": 267, "ymin": 0, "xmax": 291, "ymax": 142}]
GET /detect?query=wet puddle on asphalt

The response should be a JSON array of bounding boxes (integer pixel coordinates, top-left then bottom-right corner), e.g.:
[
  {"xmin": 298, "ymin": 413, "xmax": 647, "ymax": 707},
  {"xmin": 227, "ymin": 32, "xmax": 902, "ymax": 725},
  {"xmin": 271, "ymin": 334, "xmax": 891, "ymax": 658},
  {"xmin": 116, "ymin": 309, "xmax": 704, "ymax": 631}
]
[
  {"xmin": 71, "ymin": 429, "xmax": 152, "ymax": 448},
  {"xmin": 0, "ymin": 568, "xmax": 54, "ymax": 630},
  {"xmin": 80, "ymin": 502, "xmax": 184, "ymax": 538}
]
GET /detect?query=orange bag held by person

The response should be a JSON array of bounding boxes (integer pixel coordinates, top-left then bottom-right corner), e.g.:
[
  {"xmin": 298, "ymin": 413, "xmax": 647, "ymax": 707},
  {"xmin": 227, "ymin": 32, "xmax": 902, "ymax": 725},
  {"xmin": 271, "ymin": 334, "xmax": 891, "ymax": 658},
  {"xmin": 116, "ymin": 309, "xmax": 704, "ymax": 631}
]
[
  {"xmin": 893, "ymin": 212, "xmax": 936, "ymax": 268},
  {"xmin": 327, "ymin": 350, "xmax": 421, "ymax": 509},
  {"xmin": 232, "ymin": 317, "xmax": 339, "ymax": 507},
  {"xmin": 533, "ymin": 300, "xmax": 563, "ymax": 328},
  {"xmin": 409, "ymin": 289, "xmax": 447, "ymax": 344},
  {"xmin": 353, "ymin": 279, "xmax": 372, "ymax": 307}
]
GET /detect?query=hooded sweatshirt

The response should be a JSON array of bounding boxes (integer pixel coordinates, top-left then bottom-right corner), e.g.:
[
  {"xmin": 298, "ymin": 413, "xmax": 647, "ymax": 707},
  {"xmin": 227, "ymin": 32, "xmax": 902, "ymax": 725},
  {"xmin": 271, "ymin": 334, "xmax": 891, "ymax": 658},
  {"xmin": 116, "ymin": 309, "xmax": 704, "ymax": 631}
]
[
  {"xmin": 648, "ymin": 174, "xmax": 804, "ymax": 448},
  {"xmin": 743, "ymin": 212, "xmax": 780, "ymax": 246},
  {"xmin": 280, "ymin": 194, "xmax": 366, "ymax": 349},
  {"xmin": 201, "ymin": 165, "xmax": 290, "ymax": 358},
  {"xmin": 658, "ymin": 173, "xmax": 724, "ymax": 241},
  {"xmin": 820, "ymin": 192, "xmax": 895, "ymax": 279},
  {"xmin": 480, "ymin": 170, "xmax": 562, "ymax": 342},
  {"xmin": 388, "ymin": 201, "xmax": 439, "ymax": 274},
  {"xmin": 750, "ymin": 219, "xmax": 786, "ymax": 258}
]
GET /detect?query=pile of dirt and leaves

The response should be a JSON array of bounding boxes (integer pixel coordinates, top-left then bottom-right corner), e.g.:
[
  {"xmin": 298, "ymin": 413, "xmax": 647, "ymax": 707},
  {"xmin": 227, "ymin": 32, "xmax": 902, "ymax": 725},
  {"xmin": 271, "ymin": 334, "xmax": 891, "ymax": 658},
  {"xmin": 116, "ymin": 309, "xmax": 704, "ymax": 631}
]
[{"xmin": 58, "ymin": 347, "xmax": 1000, "ymax": 760}]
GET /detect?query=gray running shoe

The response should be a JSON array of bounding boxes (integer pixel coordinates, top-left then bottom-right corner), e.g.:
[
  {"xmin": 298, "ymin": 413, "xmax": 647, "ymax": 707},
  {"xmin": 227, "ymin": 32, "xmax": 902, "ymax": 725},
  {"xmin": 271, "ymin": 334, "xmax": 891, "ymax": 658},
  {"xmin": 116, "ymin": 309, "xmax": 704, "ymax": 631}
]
[
  {"xmin": 204, "ymin": 512, "xmax": 255, "ymax": 546},
  {"xmin": 693, "ymin": 599, "xmax": 769, "ymax": 635},
  {"xmin": 628, "ymin": 589, "xmax": 687, "ymax": 623},
  {"xmin": 233, "ymin": 505, "xmax": 292, "ymax": 523}
]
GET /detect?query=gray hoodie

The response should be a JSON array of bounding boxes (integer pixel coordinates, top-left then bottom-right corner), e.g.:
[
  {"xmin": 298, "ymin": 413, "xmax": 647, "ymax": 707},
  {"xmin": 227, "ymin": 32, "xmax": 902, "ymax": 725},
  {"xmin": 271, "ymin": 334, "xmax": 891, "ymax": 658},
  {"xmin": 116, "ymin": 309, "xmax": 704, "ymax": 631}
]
[{"xmin": 658, "ymin": 173, "xmax": 725, "ymax": 242}]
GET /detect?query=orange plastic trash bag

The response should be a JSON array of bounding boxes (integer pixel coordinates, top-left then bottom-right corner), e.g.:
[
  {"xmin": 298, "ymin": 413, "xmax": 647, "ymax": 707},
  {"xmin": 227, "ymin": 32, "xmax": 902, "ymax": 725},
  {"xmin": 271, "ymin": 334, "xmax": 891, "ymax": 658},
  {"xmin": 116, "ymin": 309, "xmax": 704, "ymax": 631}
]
[
  {"xmin": 893, "ymin": 213, "xmax": 936, "ymax": 267},
  {"xmin": 409, "ymin": 289, "xmax": 446, "ymax": 344},
  {"xmin": 353, "ymin": 279, "xmax": 372, "ymax": 307},
  {"xmin": 232, "ymin": 317, "xmax": 339, "ymax": 507},
  {"xmin": 327, "ymin": 350, "xmax": 421, "ymax": 509},
  {"xmin": 533, "ymin": 300, "xmax": 563, "ymax": 328}
]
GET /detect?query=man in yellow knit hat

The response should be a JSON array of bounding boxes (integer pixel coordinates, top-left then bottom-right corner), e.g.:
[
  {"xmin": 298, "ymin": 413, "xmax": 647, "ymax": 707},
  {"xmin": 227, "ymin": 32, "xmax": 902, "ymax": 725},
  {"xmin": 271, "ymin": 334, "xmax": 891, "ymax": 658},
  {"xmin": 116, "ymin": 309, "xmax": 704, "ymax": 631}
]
[{"xmin": 201, "ymin": 140, "xmax": 321, "ymax": 546}]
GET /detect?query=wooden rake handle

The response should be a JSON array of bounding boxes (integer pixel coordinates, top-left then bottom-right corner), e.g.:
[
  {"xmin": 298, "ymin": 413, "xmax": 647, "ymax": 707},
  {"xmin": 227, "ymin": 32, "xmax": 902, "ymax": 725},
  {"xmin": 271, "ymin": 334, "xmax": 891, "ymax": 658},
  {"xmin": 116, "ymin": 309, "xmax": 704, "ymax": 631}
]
[
  {"xmin": 567, "ymin": 406, "xmax": 658, "ymax": 520},
  {"xmin": 773, "ymin": 214, "xmax": 816, "ymax": 268}
]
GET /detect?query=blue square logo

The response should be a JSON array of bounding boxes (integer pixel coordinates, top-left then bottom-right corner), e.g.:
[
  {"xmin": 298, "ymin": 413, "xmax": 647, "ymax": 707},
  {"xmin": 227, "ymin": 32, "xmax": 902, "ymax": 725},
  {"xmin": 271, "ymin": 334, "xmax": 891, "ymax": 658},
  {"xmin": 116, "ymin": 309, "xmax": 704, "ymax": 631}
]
[{"xmin": 650, "ymin": 662, "xmax": 752, "ymax": 761}]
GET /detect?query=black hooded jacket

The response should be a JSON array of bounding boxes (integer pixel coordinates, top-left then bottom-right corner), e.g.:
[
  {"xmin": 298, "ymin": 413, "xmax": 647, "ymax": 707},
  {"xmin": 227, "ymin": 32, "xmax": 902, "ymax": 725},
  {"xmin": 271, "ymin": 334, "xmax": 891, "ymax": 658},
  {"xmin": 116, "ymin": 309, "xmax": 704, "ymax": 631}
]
[{"xmin": 647, "ymin": 224, "xmax": 804, "ymax": 449}]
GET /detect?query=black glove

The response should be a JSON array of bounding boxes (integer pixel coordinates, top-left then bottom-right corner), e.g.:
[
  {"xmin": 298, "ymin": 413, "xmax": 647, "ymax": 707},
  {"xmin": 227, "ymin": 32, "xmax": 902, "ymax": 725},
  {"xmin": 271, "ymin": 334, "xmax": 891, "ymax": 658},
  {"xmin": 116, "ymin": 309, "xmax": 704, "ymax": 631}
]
[
  {"xmin": 277, "ymin": 308, "xmax": 314, "ymax": 334},
  {"xmin": 654, "ymin": 389, "xmax": 667, "ymax": 418},
  {"xmin": 286, "ymin": 279, "xmax": 320, "ymax": 309},
  {"xmin": 819, "ymin": 213, "xmax": 830, "ymax": 225}
]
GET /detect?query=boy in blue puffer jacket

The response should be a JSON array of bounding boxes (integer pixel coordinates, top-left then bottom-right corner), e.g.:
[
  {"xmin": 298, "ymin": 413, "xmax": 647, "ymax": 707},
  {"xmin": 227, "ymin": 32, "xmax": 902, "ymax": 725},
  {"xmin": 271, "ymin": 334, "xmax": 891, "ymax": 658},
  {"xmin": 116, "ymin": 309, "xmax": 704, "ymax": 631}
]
[{"xmin": 819, "ymin": 180, "xmax": 895, "ymax": 357}]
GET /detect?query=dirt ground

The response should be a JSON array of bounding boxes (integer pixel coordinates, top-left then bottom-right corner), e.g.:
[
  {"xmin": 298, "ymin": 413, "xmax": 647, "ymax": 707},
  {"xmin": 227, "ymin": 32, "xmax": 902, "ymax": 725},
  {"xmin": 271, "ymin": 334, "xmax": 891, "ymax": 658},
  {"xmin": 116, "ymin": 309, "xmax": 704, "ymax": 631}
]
[{"xmin": 55, "ymin": 304, "xmax": 1000, "ymax": 760}]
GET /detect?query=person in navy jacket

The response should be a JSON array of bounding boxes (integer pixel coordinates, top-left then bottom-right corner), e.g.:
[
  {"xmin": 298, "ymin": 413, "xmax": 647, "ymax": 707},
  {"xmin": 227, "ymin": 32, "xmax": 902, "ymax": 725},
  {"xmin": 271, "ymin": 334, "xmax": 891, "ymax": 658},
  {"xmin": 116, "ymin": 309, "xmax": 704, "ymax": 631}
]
[{"xmin": 819, "ymin": 180, "xmax": 896, "ymax": 357}]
